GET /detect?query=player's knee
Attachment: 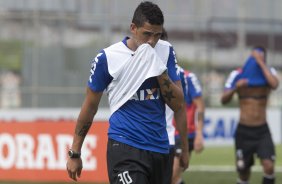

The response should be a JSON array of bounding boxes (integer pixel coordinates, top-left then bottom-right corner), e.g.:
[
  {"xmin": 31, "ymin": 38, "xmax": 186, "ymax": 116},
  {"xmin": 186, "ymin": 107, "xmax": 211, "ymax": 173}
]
[
  {"xmin": 237, "ymin": 168, "xmax": 251, "ymax": 181},
  {"xmin": 236, "ymin": 162, "xmax": 249, "ymax": 176},
  {"xmin": 261, "ymin": 160, "xmax": 274, "ymax": 175}
]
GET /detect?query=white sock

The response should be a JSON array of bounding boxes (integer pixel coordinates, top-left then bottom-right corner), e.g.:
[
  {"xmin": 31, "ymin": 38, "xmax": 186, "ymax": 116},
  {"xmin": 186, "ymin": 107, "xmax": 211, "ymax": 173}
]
[
  {"xmin": 263, "ymin": 173, "xmax": 275, "ymax": 179},
  {"xmin": 237, "ymin": 178, "xmax": 249, "ymax": 184},
  {"xmin": 176, "ymin": 179, "xmax": 183, "ymax": 184}
]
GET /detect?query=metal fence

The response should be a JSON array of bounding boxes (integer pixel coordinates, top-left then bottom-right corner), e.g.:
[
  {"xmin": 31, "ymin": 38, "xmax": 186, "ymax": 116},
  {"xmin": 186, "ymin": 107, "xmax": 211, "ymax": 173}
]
[{"xmin": 0, "ymin": 0, "xmax": 282, "ymax": 108}]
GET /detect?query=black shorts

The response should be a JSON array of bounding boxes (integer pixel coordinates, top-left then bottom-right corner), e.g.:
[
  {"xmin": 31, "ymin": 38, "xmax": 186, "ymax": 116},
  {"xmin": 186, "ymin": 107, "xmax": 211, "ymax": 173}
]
[
  {"xmin": 107, "ymin": 138, "xmax": 169, "ymax": 184},
  {"xmin": 163, "ymin": 146, "xmax": 175, "ymax": 184},
  {"xmin": 234, "ymin": 123, "xmax": 275, "ymax": 172},
  {"xmin": 175, "ymin": 136, "xmax": 194, "ymax": 155}
]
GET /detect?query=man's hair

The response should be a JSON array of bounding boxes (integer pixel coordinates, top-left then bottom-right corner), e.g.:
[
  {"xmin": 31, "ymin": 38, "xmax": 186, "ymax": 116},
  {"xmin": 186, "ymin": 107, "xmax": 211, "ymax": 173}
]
[
  {"xmin": 132, "ymin": 1, "xmax": 164, "ymax": 27},
  {"xmin": 160, "ymin": 28, "xmax": 168, "ymax": 40},
  {"xmin": 253, "ymin": 45, "xmax": 267, "ymax": 61}
]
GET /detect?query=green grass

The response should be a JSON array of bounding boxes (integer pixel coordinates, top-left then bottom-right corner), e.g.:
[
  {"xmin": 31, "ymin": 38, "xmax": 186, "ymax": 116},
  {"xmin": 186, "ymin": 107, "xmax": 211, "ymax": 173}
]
[
  {"xmin": 0, "ymin": 145, "xmax": 281, "ymax": 184},
  {"xmin": 184, "ymin": 144, "xmax": 282, "ymax": 184},
  {"xmin": 190, "ymin": 145, "xmax": 282, "ymax": 166},
  {"xmin": 183, "ymin": 171, "xmax": 282, "ymax": 184}
]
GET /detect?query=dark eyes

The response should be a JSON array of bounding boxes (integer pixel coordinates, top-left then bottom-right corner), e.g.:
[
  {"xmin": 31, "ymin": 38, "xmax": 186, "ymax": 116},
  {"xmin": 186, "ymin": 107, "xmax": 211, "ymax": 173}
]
[{"xmin": 143, "ymin": 32, "xmax": 153, "ymax": 36}]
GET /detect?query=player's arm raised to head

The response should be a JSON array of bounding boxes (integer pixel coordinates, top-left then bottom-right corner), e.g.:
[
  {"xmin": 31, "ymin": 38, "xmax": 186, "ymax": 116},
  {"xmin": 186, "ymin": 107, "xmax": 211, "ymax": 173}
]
[
  {"xmin": 252, "ymin": 51, "xmax": 279, "ymax": 89},
  {"xmin": 221, "ymin": 78, "xmax": 248, "ymax": 104},
  {"xmin": 221, "ymin": 89, "xmax": 235, "ymax": 105},
  {"xmin": 221, "ymin": 69, "xmax": 245, "ymax": 105},
  {"xmin": 157, "ymin": 46, "xmax": 184, "ymax": 111},
  {"xmin": 71, "ymin": 87, "xmax": 103, "ymax": 152},
  {"xmin": 157, "ymin": 71, "xmax": 184, "ymax": 111},
  {"xmin": 262, "ymin": 68, "xmax": 279, "ymax": 89}
]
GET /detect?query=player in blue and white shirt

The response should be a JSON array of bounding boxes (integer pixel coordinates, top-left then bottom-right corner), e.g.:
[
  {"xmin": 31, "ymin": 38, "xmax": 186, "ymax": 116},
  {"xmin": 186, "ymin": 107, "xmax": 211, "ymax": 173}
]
[
  {"xmin": 170, "ymin": 66, "xmax": 205, "ymax": 184},
  {"xmin": 67, "ymin": 2, "xmax": 188, "ymax": 184}
]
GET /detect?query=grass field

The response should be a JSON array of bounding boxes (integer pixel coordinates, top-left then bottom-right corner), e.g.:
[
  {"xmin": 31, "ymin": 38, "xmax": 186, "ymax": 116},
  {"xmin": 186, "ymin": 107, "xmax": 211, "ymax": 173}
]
[
  {"xmin": 0, "ymin": 145, "xmax": 281, "ymax": 184},
  {"xmin": 184, "ymin": 144, "xmax": 282, "ymax": 183}
]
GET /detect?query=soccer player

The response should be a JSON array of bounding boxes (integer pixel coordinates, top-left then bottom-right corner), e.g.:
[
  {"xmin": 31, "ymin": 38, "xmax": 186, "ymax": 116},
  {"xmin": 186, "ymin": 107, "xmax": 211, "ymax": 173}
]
[
  {"xmin": 221, "ymin": 46, "xmax": 279, "ymax": 184},
  {"xmin": 172, "ymin": 66, "xmax": 205, "ymax": 184},
  {"xmin": 161, "ymin": 29, "xmax": 190, "ymax": 184},
  {"xmin": 66, "ymin": 1, "xmax": 188, "ymax": 184}
]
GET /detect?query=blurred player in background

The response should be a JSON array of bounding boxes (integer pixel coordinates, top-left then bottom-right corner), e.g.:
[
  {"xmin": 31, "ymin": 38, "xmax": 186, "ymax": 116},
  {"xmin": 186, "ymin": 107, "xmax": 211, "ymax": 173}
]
[
  {"xmin": 172, "ymin": 65, "xmax": 205, "ymax": 184},
  {"xmin": 221, "ymin": 46, "xmax": 279, "ymax": 184},
  {"xmin": 66, "ymin": 1, "xmax": 188, "ymax": 184},
  {"xmin": 162, "ymin": 29, "xmax": 190, "ymax": 184}
]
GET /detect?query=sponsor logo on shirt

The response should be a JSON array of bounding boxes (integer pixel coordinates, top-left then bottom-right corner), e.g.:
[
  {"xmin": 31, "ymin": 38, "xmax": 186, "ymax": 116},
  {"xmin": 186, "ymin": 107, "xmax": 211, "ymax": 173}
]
[{"xmin": 129, "ymin": 88, "xmax": 160, "ymax": 101}]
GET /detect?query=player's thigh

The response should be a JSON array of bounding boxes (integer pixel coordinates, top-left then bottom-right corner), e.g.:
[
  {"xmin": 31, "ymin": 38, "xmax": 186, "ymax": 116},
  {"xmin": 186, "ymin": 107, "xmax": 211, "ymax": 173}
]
[
  {"xmin": 257, "ymin": 132, "xmax": 275, "ymax": 174},
  {"xmin": 107, "ymin": 139, "xmax": 151, "ymax": 184},
  {"xmin": 257, "ymin": 130, "xmax": 275, "ymax": 161},
  {"xmin": 163, "ymin": 147, "xmax": 175, "ymax": 184},
  {"xmin": 149, "ymin": 151, "xmax": 169, "ymax": 184},
  {"xmin": 234, "ymin": 126, "xmax": 255, "ymax": 170}
]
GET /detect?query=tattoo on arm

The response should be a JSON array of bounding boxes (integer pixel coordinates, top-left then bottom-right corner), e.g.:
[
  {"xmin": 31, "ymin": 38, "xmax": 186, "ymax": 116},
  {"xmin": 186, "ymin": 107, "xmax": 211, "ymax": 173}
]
[
  {"xmin": 159, "ymin": 71, "xmax": 177, "ymax": 102},
  {"xmin": 163, "ymin": 79, "xmax": 171, "ymax": 88},
  {"xmin": 163, "ymin": 90, "xmax": 175, "ymax": 102},
  {"xmin": 75, "ymin": 121, "xmax": 92, "ymax": 137},
  {"xmin": 160, "ymin": 76, "xmax": 176, "ymax": 102}
]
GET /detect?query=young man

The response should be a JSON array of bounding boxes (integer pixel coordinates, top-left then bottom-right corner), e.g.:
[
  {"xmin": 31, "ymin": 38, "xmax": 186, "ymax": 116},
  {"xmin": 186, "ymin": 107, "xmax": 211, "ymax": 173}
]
[
  {"xmin": 172, "ymin": 66, "xmax": 205, "ymax": 184},
  {"xmin": 161, "ymin": 30, "xmax": 190, "ymax": 184},
  {"xmin": 66, "ymin": 1, "xmax": 188, "ymax": 184},
  {"xmin": 221, "ymin": 46, "xmax": 279, "ymax": 184}
]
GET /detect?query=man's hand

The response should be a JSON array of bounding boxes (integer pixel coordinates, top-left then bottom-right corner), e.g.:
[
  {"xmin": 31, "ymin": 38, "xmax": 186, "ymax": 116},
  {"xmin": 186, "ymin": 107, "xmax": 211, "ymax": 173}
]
[
  {"xmin": 66, "ymin": 158, "xmax": 83, "ymax": 181},
  {"xmin": 194, "ymin": 134, "xmax": 204, "ymax": 154},
  {"xmin": 252, "ymin": 50, "xmax": 265, "ymax": 66},
  {"xmin": 179, "ymin": 148, "xmax": 189, "ymax": 171},
  {"xmin": 235, "ymin": 79, "xmax": 248, "ymax": 89}
]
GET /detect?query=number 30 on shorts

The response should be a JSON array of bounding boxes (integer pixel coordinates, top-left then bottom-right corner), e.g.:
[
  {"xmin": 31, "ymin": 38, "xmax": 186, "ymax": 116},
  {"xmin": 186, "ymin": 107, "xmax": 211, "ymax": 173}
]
[{"xmin": 118, "ymin": 171, "xmax": 133, "ymax": 184}]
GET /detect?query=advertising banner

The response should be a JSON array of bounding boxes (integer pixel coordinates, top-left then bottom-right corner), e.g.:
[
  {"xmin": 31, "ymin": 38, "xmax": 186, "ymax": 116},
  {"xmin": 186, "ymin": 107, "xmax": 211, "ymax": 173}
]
[
  {"xmin": 203, "ymin": 108, "xmax": 282, "ymax": 145},
  {"xmin": 0, "ymin": 109, "xmax": 109, "ymax": 183}
]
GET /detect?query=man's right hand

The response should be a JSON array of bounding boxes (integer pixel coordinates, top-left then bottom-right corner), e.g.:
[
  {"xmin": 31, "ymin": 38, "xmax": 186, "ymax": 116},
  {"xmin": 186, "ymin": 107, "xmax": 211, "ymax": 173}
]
[
  {"xmin": 179, "ymin": 147, "xmax": 189, "ymax": 171},
  {"xmin": 235, "ymin": 79, "xmax": 248, "ymax": 89},
  {"xmin": 66, "ymin": 158, "xmax": 83, "ymax": 181}
]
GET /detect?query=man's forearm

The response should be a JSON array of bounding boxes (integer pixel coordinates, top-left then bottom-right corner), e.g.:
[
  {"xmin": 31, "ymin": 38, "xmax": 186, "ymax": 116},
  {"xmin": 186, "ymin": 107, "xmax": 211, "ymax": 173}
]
[
  {"xmin": 259, "ymin": 64, "xmax": 279, "ymax": 89},
  {"xmin": 193, "ymin": 97, "xmax": 205, "ymax": 134},
  {"xmin": 71, "ymin": 94, "xmax": 98, "ymax": 152},
  {"xmin": 71, "ymin": 119, "xmax": 93, "ymax": 152},
  {"xmin": 174, "ymin": 105, "xmax": 189, "ymax": 152},
  {"xmin": 157, "ymin": 71, "xmax": 184, "ymax": 111},
  {"xmin": 221, "ymin": 90, "xmax": 235, "ymax": 105},
  {"xmin": 196, "ymin": 112, "xmax": 204, "ymax": 133}
]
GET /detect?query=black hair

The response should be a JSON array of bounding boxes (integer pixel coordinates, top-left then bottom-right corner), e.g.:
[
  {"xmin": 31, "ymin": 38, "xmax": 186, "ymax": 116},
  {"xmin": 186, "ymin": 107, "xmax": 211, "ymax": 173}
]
[
  {"xmin": 132, "ymin": 1, "xmax": 164, "ymax": 27},
  {"xmin": 160, "ymin": 28, "xmax": 168, "ymax": 40}
]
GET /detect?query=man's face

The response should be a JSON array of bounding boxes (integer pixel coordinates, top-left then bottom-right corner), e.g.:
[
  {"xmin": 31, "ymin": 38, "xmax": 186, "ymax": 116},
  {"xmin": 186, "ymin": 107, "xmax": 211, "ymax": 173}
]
[
  {"xmin": 252, "ymin": 49, "xmax": 266, "ymax": 62},
  {"xmin": 130, "ymin": 22, "xmax": 163, "ymax": 48}
]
